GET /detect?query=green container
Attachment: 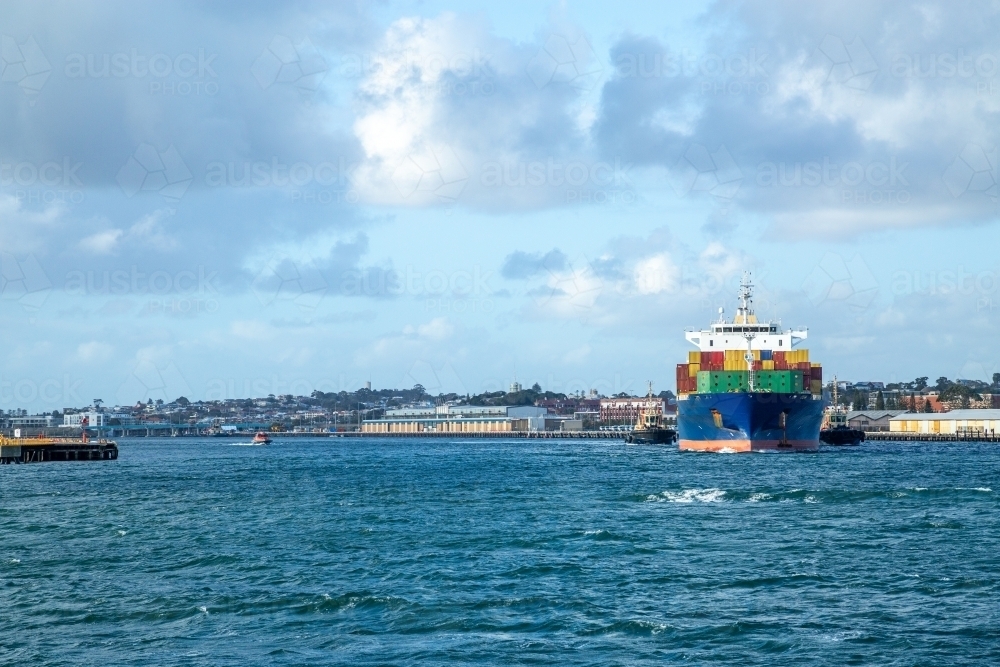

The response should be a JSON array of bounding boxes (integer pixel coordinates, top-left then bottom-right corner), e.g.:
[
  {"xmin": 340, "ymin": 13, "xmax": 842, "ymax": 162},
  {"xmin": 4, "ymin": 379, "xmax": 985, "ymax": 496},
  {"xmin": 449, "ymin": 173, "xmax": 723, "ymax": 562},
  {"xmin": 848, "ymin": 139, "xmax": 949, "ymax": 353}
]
[
  {"xmin": 697, "ymin": 371, "xmax": 749, "ymax": 393},
  {"xmin": 696, "ymin": 370, "xmax": 803, "ymax": 393}
]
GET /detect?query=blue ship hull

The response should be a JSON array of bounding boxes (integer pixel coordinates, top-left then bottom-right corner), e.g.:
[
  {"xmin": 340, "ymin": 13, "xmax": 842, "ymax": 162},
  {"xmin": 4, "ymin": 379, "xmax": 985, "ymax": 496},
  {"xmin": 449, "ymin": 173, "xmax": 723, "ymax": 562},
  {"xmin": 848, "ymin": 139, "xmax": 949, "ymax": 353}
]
[{"xmin": 677, "ymin": 392, "xmax": 824, "ymax": 452}]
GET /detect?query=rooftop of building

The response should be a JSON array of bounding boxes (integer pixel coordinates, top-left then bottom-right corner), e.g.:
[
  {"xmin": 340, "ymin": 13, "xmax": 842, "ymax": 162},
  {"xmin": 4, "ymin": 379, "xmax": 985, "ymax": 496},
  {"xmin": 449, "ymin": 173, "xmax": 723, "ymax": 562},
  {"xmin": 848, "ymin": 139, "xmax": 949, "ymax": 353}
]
[
  {"xmin": 889, "ymin": 409, "xmax": 1000, "ymax": 420},
  {"xmin": 847, "ymin": 410, "xmax": 909, "ymax": 420}
]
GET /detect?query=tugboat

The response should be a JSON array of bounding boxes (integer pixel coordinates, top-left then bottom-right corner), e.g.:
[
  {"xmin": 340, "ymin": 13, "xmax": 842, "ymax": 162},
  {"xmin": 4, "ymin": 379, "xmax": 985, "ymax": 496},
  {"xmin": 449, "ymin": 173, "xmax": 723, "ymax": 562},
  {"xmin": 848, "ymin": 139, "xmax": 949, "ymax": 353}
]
[
  {"xmin": 252, "ymin": 431, "xmax": 272, "ymax": 445},
  {"xmin": 625, "ymin": 383, "xmax": 676, "ymax": 444},
  {"xmin": 819, "ymin": 377, "xmax": 864, "ymax": 445}
]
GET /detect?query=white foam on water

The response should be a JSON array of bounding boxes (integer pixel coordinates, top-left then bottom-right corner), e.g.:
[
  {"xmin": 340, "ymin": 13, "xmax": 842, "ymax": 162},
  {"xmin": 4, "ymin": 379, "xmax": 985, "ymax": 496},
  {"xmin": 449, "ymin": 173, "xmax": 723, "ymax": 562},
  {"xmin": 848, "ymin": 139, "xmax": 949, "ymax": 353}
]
[
  {"xmin": 717, "ymin": 447, "xmax": 738, "ymax": 454},
  {"xmin": 748, "ymin": 492, "xmax": 772, "ymax": 502},
  {"xmin": 804, "ymin": 495, "xmax": 819, "ymax": 503},
  {"xmin": 117, "ymin": 530, "xmax": 127, "ymax": 536},
  {"xmin": 648, "ymin": 488, "xmax": 727, "ymax": 503},
  {"xmin": 584, "ymin": 529, "xmax": 607, "ymax": 535},
  {"xmin": 7, "ymin": 558, "xmax": 20, "ymax": 564},
  {"xmin": 960, "ymin": 487, "xmax": 992, "ymax": 492},
  {"xmin": 199, "ymin": 606, "xmax": 208, "ymax": 614}
]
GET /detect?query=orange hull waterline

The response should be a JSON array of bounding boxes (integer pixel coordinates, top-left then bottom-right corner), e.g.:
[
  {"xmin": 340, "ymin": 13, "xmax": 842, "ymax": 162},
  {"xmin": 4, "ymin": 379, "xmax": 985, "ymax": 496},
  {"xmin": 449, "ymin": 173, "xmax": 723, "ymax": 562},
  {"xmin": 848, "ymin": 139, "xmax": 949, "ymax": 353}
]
[{"xmin": 678, "ymin": 439, "xmax": 819, "ymax": 453}]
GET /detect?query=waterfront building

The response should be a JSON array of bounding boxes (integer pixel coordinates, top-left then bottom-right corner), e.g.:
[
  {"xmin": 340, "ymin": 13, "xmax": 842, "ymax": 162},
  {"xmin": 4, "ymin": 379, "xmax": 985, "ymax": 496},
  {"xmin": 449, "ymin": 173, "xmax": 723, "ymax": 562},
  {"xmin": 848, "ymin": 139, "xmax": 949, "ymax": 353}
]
[
  {"xmin": 599, "ymin": 397, "xmax": 671, "ymax": 425},
  {"xmin": 361, "ymin": 405, "xmax": 548, "ymax": 434},
  {"xmin": 846, "ymin": 410, "xmax": 907, "ymax": 432},
  {"xmin": 889, "ymin": 409, "xmax": 1000, "ymax": 436},
  {"xmin": 61, "ymin": 411, "xmax": 136, "ymax": 428},
  {"xmin": 7, "ymin": 414, "xmax": 57, "ymax": 429}
]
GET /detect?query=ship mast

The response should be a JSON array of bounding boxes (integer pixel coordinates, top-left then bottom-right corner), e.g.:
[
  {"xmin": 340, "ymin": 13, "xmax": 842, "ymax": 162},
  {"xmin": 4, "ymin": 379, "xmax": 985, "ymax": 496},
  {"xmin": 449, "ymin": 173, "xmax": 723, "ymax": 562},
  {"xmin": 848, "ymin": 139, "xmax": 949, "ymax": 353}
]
[{"xmin": 738, "ymin": 272, "xmax": 757, "ymax": 391}]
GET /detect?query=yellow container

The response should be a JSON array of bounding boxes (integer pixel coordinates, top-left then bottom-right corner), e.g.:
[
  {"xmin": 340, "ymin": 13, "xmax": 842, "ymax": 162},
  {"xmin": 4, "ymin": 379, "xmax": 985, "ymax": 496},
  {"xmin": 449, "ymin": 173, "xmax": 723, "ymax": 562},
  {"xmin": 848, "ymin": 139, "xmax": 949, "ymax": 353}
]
[
  {"xmin": 810, "ymin": 379, "xmax": 822, "ymax": 394},
  {"xmin": 811, "ymin": 362, "xmax": 821, "ymax": 368},
  {"xmin": 762, "ymin": 360, "xmax": 774, "ymax": 370},
  {"xmin": 689, "ymin": 363, "xmax": 700, "ymax": 377},
  {"xmin": 753, "ymin": 349, "xmax": 761, "ymax": 361},
  {"xmin": 689, "ymin": 351, "xmax": 700, "ymax": 364}
]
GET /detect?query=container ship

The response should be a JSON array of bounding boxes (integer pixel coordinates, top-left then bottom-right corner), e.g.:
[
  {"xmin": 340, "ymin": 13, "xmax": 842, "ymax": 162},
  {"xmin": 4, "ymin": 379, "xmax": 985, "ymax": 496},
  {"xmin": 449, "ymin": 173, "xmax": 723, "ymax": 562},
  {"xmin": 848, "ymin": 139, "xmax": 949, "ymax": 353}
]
[{"xmin": 676, "ymin": 274, "xmax": 824, "ymax": 452}]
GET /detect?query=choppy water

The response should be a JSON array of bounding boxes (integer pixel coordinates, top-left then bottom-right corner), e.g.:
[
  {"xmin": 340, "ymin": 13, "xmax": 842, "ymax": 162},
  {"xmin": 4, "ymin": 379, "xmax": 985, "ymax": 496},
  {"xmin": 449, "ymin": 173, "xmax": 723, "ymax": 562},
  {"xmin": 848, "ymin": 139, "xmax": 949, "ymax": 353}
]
[{"xmin": 2, "ymin": 438, "xmax": 999, "ymax": 666}]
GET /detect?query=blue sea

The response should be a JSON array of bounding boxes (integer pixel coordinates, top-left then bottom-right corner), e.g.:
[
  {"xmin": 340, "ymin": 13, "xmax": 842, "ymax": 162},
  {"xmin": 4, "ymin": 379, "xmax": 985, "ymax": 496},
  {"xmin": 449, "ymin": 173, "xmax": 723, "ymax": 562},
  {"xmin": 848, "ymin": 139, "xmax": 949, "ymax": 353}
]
[{"xmin": 2, "ymin": 438, "xmax": 998, "ymax": 665}]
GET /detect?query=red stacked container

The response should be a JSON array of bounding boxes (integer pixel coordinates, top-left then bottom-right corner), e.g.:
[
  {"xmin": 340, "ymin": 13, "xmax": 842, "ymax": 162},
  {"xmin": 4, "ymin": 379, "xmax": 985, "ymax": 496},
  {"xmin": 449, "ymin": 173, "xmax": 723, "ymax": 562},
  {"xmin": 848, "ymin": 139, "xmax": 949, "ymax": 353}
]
[
  {"xmin": 773, "ymin": 351, "xmax": 786, "ymax": 370},
  {"xmin": 710, "ymin": 351, "xmax": 724, "ymax": 370},
  {"xmin": 677, "ymin": 364, "xmax": 689, "ymax": 393}
]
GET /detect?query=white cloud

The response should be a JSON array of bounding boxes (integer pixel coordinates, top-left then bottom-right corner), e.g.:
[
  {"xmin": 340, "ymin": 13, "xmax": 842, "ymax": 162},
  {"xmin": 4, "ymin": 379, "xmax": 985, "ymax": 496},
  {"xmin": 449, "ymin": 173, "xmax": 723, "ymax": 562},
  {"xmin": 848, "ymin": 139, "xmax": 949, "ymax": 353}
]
[
  {"xmin": 698, "ymin": 242, "xmax": 746, "ymax": 277},
  {"xmin": 351, "ymin": 13, "xmax": 599, "ymax": 210},
  {"xmin": 77, "ymin": 341, "xmax": 114, "ymax": 363},
  {"xmin": 79, "ymin": 229, "xmax": 124, "ymax": 254},
  {"xmin": 633, "ymin": 253, "xmax": 679, "ymax": 295},
  {"xmin": 407, "ymin": 317, "xmax": 454, "ymax": 340},
  {"xmin": 78, "ymin": 208, "xmax": 177, "ymax": 255},
  {"xmin": 0, "ymin": 194, "xmax": 63, "ymax": 254},
  {"xmin": 563, "ymin": 344, "xmax": 591, "ymax": 364}
]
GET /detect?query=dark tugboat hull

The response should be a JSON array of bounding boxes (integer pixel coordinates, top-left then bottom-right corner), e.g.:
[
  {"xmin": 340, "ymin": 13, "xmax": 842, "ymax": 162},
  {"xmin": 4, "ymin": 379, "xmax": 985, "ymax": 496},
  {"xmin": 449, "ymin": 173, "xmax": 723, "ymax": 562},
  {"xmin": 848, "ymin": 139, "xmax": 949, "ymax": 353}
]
[
  {"xmin": 819, "ymin": 428, "xmax": 865, "ymax": 445},
  {"xmin": 626, "ymin": 428, "xmax": 676, "ymax": 444}
]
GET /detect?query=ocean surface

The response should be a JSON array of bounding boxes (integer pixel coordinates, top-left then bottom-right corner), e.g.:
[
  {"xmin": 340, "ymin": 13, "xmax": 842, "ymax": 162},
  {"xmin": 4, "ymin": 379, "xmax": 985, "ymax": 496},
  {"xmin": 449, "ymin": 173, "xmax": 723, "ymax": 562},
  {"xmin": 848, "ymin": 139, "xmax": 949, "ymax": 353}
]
[{"xmin": 2, "ymin": 437, "xmax": 999, "ymax": 666}]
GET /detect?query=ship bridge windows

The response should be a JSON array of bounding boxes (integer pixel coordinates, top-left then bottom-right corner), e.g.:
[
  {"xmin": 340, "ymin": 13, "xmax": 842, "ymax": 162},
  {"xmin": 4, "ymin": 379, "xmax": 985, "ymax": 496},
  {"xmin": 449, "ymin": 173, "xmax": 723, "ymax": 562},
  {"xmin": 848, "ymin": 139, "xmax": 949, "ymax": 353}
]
[{"xmin": 717, "ymin": 325, "xmax": 777, "ymax": 333}]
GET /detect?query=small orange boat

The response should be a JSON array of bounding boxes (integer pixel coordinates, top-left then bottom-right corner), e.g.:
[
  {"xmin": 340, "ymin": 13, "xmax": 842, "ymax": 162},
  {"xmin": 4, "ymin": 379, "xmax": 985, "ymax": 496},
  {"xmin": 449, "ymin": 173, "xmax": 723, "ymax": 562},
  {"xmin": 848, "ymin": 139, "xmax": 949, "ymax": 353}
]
[{"xmin": 252, "ymin": 431, "xmax": 272, "ymax": 445}]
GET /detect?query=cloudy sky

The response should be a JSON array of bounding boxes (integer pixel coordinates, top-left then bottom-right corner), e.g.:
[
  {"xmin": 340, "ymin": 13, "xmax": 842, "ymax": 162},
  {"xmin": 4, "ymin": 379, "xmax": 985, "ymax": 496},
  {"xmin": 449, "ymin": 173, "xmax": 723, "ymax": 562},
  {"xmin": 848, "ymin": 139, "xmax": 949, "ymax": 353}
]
[{"xmin": 2, "ymin": 0, "xmax": 1000, "ymax": 410}]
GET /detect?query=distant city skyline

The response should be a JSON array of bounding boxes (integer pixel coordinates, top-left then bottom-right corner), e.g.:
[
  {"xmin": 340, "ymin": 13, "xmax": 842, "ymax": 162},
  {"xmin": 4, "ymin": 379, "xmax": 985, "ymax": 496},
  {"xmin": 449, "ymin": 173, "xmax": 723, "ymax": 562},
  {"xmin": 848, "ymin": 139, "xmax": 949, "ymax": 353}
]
[{"xmin": 3, "ymin": 1, "xmax": 1000, "ymax": 411}]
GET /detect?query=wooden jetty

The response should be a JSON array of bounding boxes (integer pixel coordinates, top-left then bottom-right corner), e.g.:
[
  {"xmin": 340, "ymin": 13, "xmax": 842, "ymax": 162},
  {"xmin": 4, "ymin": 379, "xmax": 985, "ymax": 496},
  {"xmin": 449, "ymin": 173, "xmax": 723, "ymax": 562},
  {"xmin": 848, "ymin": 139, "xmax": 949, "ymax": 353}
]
[{"xmin": 0, "ymin": 435, "xmax": 118, "ymax": 464}]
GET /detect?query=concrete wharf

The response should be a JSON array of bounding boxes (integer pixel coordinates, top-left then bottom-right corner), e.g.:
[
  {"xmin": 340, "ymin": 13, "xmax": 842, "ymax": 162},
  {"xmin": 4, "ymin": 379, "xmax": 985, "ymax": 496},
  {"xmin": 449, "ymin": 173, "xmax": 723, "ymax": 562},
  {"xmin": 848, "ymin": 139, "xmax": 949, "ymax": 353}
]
[
  {"xmin": 330, "ymin": 431, "xmax": 619, "ymax": 439},
  {"xmin": 863, "ymin": 432, "xmax": 1000, "ymax": 443},
  {"xmin": 0, "ymin": 437, "xmax": 119, "ymax": 464}
]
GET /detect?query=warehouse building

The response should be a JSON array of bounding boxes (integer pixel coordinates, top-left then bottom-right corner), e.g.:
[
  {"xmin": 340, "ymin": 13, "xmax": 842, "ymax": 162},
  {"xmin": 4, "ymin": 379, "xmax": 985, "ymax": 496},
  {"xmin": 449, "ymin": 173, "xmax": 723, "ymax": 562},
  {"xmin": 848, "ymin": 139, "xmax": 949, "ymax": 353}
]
[
  {"xmin": 599, "ymin": 397, "xmax": 672, "ymax": 425},
  {"xmin": 362, "ymin": 405, "xmax": 548, "ymax": 433},
  {"xmin": 889, "ymin": 410, "xmax": 1000, "ymax": 437},
  {"xmin": 846, "ymin": 410, "xmax": 907, "ymax": 432}
]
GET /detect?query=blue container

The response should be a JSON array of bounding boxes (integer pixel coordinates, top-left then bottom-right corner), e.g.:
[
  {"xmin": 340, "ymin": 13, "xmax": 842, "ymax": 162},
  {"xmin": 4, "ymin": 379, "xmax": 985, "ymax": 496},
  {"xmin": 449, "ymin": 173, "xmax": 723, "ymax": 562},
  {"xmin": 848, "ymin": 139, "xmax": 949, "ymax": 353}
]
[{"xmin": 761, "ymin": 349, "xmax": 772, "ymax": 360}]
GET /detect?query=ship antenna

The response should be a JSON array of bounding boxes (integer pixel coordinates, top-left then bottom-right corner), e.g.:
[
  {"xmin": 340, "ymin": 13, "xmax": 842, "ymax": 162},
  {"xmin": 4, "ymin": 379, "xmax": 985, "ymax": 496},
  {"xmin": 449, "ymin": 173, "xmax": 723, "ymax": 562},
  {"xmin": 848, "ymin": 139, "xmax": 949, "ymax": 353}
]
[{"xmin": 738, "ymin": 272, "xmax": 757, "ymax": 391}]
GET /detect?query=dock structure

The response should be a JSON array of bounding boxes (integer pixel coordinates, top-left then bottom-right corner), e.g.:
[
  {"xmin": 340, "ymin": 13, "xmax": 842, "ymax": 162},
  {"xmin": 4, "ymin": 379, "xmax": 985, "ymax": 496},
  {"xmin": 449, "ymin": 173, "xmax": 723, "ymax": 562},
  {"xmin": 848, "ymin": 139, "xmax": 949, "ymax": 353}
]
[
  {"xmin": 864, "ymin": 431, "xmax": 1000, "ymax": 443},
  {"xmin": 0, "ymin": 436, "xmax": 118, "ymax": 464},
  {"xmin": 331, "ymin": 430, "xmax": 618, "ymax": 439}
]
